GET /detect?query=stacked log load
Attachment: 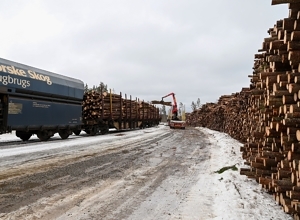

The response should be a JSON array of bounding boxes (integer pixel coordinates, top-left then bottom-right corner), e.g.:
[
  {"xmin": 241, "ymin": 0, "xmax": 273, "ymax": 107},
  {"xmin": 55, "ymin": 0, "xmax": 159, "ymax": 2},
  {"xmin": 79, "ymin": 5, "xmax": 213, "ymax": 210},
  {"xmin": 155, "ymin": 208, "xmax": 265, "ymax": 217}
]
[
  {"xmin": 186, "ymin": 1, "xmax": 300, "ymax": 218},
  {"xmin": 83, "ymin": 90, "xmax": 158, "ymax": 121}
]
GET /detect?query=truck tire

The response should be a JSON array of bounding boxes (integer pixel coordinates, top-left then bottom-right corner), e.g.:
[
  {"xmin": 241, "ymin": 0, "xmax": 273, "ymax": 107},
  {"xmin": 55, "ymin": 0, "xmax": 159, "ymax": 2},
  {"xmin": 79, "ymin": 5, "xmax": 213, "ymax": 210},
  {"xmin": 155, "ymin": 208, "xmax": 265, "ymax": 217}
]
[
  {"xmin": 59, "ymin": 130, "xmax": 70, "ymax": 139},
  {"xmin": 16, "ymin": 131, "xmax": 32, "ymax": 141},
  {"xmin": 73, "ymin": 130, "xmax": 81, "ymax": 136},
  {"xmin": 37, "ymin": 131, "xmax": 51, "ymax": 141},
  {"xmin": 88, "ymin": 127, "xmax": 98, "ymax": 136},
  {"xmin": 101, "ymin": 128, "xmax": 109, "ymax": 135}
]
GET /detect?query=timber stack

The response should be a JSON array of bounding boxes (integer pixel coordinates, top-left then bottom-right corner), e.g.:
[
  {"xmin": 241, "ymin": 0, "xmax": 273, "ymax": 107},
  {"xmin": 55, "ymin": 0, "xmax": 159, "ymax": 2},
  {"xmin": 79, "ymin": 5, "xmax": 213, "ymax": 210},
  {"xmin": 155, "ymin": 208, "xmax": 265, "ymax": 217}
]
[
  {"xmin": 83, "ymin": 90, "xmax": 158, "ymax": 121},
  {"xmin": 186, "ymin": 88, "xmax": 250, "ymax": 143},
  {"xmin": 240, "ymin": 1, "xmax": 300, "ymax": 218},
  {"xmin": 186, "ymin": 1, "xmax": 300, "ymax": 218}
]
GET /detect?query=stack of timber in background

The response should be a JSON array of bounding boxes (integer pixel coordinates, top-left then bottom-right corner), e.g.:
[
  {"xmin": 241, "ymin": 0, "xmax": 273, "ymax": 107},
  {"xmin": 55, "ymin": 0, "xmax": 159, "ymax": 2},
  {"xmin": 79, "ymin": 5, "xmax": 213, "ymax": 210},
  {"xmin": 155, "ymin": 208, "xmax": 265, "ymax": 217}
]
[
  {"xmin": 186, "ymin": 1, "xmax": 300, "ymax": 218},
  {"xmin": 82, "ymin": 90, "xmax": 158, "ymax": 121},
  {"xmin": 185, "ymin": 88, "xmax": 250, "ymax": 143}
]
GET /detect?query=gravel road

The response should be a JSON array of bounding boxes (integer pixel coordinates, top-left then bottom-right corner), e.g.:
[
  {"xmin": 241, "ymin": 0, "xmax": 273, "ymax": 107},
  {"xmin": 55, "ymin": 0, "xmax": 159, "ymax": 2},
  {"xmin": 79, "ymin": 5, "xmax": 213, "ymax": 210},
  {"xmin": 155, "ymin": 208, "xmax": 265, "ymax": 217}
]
[{"xmin": 0, "ymin": 126, "xmax": 211, "ymax": 219}]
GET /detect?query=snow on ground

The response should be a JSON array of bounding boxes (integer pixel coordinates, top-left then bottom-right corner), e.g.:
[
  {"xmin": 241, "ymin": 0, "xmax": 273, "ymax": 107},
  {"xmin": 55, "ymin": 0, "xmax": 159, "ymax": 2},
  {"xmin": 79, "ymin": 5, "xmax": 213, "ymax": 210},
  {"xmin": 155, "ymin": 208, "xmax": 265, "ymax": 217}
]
[
  {"xmin": 194, "ymin": 127, "xmax": 292, "ymax": 220},
  {"xmin": 0, "ymin": 127, "xmax": 166, "ymax": 158},
  {"xmin": 0, "ymin": 126, "xmax": 294, "ymax": 219}
]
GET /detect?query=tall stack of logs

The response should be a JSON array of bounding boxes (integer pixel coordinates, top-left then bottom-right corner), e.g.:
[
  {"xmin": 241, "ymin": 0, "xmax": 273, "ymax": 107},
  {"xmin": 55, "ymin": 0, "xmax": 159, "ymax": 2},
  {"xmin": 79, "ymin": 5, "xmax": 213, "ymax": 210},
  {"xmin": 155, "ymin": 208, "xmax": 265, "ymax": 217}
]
[
  {"xmin": 82, "ymin": 90, "xmax": 158, "ymax": 121},
  {"xmin": 241, "ymin": 2, "xmax": 300, "ymax": 218},
  {"xmin": 186, "ymin": 1, "xmax": 300, "ymax": 218}
]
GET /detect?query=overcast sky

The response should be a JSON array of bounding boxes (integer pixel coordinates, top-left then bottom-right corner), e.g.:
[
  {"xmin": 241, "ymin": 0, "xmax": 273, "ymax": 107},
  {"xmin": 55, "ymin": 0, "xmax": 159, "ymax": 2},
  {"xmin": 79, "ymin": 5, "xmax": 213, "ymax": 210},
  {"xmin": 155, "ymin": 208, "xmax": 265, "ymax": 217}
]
[{"xmin": 0, "ymin": 1, "xmax": 288, "ymax": 112}]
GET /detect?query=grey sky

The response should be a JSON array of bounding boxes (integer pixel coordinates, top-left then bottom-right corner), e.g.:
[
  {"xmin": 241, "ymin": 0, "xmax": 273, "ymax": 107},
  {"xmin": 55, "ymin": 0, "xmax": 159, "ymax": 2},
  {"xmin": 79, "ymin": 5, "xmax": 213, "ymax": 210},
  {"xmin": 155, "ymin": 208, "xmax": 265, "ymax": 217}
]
[{"xmin": 0, "ymin": 1, "xmax": 287, "ymax": 112}]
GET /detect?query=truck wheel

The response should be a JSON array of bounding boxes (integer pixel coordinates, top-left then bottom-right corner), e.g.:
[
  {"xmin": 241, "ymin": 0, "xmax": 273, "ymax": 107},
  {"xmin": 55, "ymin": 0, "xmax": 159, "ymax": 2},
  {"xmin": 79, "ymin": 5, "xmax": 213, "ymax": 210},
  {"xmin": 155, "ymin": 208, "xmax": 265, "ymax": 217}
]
[
  {"xmin": 101, "ymin": 128, "xmax": 109, "ymax": 135},
  {"xmin": 89, "ymin": 127, "xmax": 98, "ymax": 136},
  {"xmin": 16, "ymin": 131, "xmax": 32, "ymax": 141},
  {"xmin": 59, "ymin": 130, "xmax": 70, "ymax": 139},
  {"xmin": 73, "ymin": 130, "xmax": 81, "ymax": 136},
  {"xmin": 37, "ymin": 131, "xmax": 51, "ymax": 141}
]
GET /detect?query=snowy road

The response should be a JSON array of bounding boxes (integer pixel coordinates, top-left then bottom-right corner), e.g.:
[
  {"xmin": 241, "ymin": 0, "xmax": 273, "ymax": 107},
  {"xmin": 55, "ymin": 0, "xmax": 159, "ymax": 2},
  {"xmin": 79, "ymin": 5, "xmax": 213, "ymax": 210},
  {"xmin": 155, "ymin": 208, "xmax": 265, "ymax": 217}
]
[{"xmin": 0, "ymin": 126, "xmax": 293, "ymax": 220}]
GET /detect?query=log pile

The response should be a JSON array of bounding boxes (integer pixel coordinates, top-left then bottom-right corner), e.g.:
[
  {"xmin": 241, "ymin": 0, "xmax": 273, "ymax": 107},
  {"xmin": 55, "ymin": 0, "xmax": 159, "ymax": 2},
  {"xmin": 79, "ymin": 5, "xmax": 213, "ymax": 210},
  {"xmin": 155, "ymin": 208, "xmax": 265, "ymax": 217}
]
[
  {"xmin": 186, "ymin": 1, "xmax": 300, "ymax": 218},
  {"xmin": 241, "ymin": 2, "xmax": 300, "ymax": 219},
  {"xmin": 138, "ymin": 101, "xmax": 158, "ymax": 119},
  {"xmin": 82, "ymin": 90, "xmax": 158, "ymax": 121},
  {"xmin": 186, "ymin": 88, "xmax": 251, "ymax": 143}
]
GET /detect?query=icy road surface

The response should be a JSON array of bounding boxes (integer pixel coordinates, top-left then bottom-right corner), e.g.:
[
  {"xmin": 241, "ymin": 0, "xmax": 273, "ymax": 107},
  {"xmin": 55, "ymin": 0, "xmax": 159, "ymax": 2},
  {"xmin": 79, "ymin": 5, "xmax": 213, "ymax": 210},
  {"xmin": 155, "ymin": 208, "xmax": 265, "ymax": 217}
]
[{"xmin": 0, "ymin": 126, "xmax": 292, "ymax": 220}]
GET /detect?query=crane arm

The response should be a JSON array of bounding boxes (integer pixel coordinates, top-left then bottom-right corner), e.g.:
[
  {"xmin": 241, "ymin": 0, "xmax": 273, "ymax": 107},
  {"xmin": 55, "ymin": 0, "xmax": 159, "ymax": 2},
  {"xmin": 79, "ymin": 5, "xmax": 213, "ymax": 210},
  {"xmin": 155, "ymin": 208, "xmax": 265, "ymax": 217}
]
[
  {"xmin": 162, "ymin": 93, "xmax": 177, "ymax": 107},
  {"xmin": 161, "ymin": 93, "xmax": 178, "ymax": 118}
]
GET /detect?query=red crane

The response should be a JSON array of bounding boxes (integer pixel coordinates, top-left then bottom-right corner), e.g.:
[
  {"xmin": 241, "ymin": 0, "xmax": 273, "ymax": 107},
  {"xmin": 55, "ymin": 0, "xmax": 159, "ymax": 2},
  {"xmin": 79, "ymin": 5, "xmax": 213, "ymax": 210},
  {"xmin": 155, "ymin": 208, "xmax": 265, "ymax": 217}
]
[
  {"xmin": 151, "ymin": 93, "xmax": 185, "ymax": 129},
  {"xmin": 161, "ymin": 93, "xmax": 179, "ymax": 120}
]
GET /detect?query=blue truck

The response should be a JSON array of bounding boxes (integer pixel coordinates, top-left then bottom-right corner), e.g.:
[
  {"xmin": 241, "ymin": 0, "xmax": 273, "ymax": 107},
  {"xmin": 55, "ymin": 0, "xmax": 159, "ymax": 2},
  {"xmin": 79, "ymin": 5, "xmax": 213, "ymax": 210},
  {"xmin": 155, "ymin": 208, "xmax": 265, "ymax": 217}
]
[{"xmin": 0, "ymin": 58, "xmax": 84, "ymax": 141}]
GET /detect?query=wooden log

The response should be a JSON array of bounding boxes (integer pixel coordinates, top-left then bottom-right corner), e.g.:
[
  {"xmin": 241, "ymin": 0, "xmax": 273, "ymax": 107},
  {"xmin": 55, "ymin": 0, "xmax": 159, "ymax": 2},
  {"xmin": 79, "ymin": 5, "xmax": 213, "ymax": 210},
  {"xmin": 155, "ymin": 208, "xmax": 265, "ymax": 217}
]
[
  {"xmin": 266, "ymin": 128, "xmax": 281, "ymax": 137},
  {"xmin": 267, "ymin": 96, "xmax": 284, "ymax": 106},
  {"xmin": 280, "ymin": 81, "xmax": 289, "ymax": 88},
  {"xmin": 283, "ymin": 118, "xmax": 300, "ymax": 126},
  {"xmin": 273, "ymin": 90, "xmax": 290, "ymax": 97},
  {"xmin": 292, "ymin": 171, "xmax": 298, "ymax": 184},
  {"xmin": 283, "ymin": 204, "xmax": 296, "ymax": 214},
  {"xmin": 293, "ymin": 186, "xmax": 300, "ymax": 191},
  {"xmin": 272, "ymin": 179, "xmax": 293, "ymax": 187},
  {"xmin": 281, "ymin": 159, "xmax": 291, "ymax": 169},
  {"xmin": 286, "ymin": 127, "xmax": 298, "ymax": 135},
  {"xmin": 285, "ymin": 31, "xmax": 292, "ymax": 44},
  {"xmin": 283, "ymin": 94, "xmax": 297, "ymax": 104},
  {"xmin": 277, "ymin": 185, "xmax": 294, "ymax": 193},
  {"xmin": 289, "ymin": 41, "xmax": 300, "ymax": 52},
  {"xmin": 291, "ymin": 2, "xmax": 300, "ymax": 9},
  {"xmin": 251, "ymin": 161, "xmax": 268, "ymax": 170},
  {"xmin": 259, "ymin": 177, "xmax": 272, "ymax": 186},
  {"xmin": 240, "ymin": 168, "xmax": 256, "ymax": 177},
  {"xmin": 283, "ymin": 18, "xmax": 296, "ymax": 30},
  {"xmin": 278, "ymin": 169, "xmax": 292, "ymax": 179},
  {"xmin": 288, "ymin": 83, "xmax": 300, "ymax": 94},
  {"xmin": 262, "ymin": 151, "xmax": 285, "ymax": 160},
  {"xmin": 290, "ymin": 104, "xmax": 300, "ymax": 113},
  {"xmin": 293, "ymin": 160, "xmax": 300, "ymax": 169},
  {"xmin": 297, "ymin": 130, "xmax": 300, "ymax": 141},
  {"xmin": 292, "ymin": 31, "xmax": 300, "ymax": 41},
  {"xmin": 264, "ymin": 158, "xmax": 279, "ymax": 167},
  {"xmin": 290, "ymin": 191, "xmax": 300, "ymax": 200},
  {"xmin": 294, "ymin": 20, "xmax": 300, "ymax": 31},
  {"xmin": 275, "ymin": 122, "xmax": 286, "ymax": 133},
  {"xmin": 283, "ymin": 141, "xmax": 293, "ymax": 151},
  {"xmin": 256, "ymin": 168, "xmax": 277, "ymax": 176},
  {"xmin": 289, "ymin": 133, "xmax": 298, "ymax": 142},
  {"xmin": 293, "ymin": 142, "xmax": 300, "ymax": 153},
  {"xmin": 288, "ymin": 150, "xmax": 300, "ymax": 161}
]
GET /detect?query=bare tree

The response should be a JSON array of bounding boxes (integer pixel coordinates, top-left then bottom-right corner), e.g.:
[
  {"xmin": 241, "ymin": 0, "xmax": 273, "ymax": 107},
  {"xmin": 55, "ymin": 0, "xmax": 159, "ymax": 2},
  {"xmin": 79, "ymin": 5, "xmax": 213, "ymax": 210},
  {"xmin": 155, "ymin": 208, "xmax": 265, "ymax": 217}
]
[
  {"xmin": 84, "ymin": 83, "xmax": 89, "ymax": 92},
  {"xmin": 191, "ymin": 101, "xmax": 197, "ymax": 111},
  {"xmin": 196, "ymin": 98, "xmax": 201, "ymax": 108},
  {"xmin": 161, "ymin": 105, "xmax": 166, "ymax": 115}
]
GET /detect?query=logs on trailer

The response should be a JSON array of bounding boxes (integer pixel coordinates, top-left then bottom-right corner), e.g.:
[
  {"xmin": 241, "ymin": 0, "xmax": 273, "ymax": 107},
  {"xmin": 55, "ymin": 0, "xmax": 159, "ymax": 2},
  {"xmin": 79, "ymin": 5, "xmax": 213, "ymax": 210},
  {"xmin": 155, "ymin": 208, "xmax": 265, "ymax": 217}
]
[
  {"xmin": 186, "ymin": 1, "xmax": 300, "ymax": 219},
  {"xmin": 83, "ymin": 90, "xmax": 159, "ymax": 122}
]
